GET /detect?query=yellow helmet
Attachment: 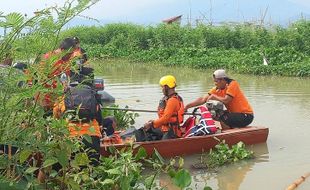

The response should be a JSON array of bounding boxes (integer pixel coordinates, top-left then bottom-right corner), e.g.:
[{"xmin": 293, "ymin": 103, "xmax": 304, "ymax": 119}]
[{"xmin": 159, "ymin": 75, "xmax": 176, "ymax": 88}]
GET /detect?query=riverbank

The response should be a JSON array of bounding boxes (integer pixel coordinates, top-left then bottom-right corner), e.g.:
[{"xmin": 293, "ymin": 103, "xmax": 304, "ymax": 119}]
[{"xmin": 59, "ymin": 20, "xmax": 310, "ymax": 77}]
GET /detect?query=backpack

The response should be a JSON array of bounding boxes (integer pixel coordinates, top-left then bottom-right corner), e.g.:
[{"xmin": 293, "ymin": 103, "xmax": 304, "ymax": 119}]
[
  {"xmin": 64, "ymin": 85, "xmax": 98, "ymax": 122},
  {"xmin": 135, "ymin": 127, "xmax": 163, "ymax": 142},
  {"xmin": 183, "ymin": 106, "xmax": 217, "ymax": 138}
]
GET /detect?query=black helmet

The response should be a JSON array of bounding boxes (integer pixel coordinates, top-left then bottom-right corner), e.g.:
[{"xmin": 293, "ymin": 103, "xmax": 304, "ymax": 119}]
[
  {"xmin": 72, "ymin": 36, "xmax": 80, "ymax": 44},
  {"xmin": 59, "ymin": 37, "xmax": 76, "ymax": 50}
]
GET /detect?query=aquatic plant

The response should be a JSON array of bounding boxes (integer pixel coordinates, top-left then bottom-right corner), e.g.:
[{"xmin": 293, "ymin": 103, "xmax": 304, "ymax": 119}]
[{"xmin": 59, "ymin": 21, "xmax": 310, "ymax": 77}]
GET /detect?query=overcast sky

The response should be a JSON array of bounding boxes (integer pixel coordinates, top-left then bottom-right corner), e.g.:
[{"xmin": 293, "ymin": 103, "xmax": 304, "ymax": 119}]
[{"xmin": 1, "ymin": 0, "xmax": 310, "ymax": 25}]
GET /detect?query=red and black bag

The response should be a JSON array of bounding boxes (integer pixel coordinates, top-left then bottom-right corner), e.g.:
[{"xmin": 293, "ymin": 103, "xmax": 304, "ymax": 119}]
[{"xmin": 182, "ymin": 106, "xmax": 217, "ymax": 137}]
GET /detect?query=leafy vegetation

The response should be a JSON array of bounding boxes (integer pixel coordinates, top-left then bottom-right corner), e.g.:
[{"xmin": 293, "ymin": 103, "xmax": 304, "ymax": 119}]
[
  {"xmin": 196, "ymin": 141, "xmax": 254, "ymax": 169},
  {"xmin": 59, "ymin": 21, "xmax": 310, "ymax": 76},
  {"xmin": 101, "ymin": 105, "xmax": 139, "ymax": 130}
]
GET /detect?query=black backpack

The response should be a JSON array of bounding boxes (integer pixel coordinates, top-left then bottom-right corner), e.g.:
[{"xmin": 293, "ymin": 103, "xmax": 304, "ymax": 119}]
[{"xmin": 64, "ymin": 85, "xmax": 98, "ymax": 122}]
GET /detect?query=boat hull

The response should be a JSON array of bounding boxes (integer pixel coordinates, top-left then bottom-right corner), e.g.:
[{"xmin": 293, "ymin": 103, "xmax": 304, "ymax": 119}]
[{"xmin": 100, "ymin": 126, "xmax": 269, "ymax": 158}]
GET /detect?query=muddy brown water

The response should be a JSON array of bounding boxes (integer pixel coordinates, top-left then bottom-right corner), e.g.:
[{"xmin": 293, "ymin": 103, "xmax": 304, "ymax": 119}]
[{"xmin": 95, "ymin": 60, "xmax": 310, "ymax": 190}]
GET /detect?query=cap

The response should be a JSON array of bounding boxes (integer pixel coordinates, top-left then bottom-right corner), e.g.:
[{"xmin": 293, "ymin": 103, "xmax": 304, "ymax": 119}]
[{"xmin": 213, "ymin": 69, "xmax": 228, "ymax": 79}]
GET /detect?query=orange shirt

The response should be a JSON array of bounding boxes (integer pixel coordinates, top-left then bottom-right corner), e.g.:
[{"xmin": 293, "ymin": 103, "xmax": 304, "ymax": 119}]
[
  {"xmin": 53, "ymin": 98, "xmax": 102, "ymax": 138},
  {"xmin": 42, "ymin": 48, "xmax": 82, "ymax": 78},
  {"xmin": 37, "ymin": 48, "xmax": 82, "ymax": 110},
  {"xmin": 153, "ymin": 95, "xmax": 184, "ymax": 132},
  {"xmin": 209, "ymin": 80, "xmax": 253, "ymax": 114}
]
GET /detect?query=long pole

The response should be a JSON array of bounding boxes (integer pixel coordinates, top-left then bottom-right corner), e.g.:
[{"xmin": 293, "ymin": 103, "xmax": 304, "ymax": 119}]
[
  {"xmin": 103, "ymin": 107, "xmax": 201, "ymax": 116},
  {"xmin": 286, "ymin": 172, "xmax": 310, "ymax": 190}
]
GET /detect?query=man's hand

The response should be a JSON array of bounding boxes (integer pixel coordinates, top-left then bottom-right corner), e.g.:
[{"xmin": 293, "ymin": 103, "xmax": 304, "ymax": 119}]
[
  {"xmin": 207, "ymin": 94, "xmax": 216, "ymax": 101},
  {"xmin": 143, "ymin": 120, "xmax": 153, "ymax": 131}
]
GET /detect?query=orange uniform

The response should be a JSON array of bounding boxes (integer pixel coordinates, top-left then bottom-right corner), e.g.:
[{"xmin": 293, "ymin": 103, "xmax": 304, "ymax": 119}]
[
  {"xmin": 42, "ymin": 48, "xmax": 82, "ymax": 79},
  {"xmin": 102, "ymin": 133, "xmax": 123, "ymax": 145},
  {"xmin": 153, "ymin": 94, "xmax": 184, "ymax": 135},
  {"xmin": 209, "ymin": 80, "xmax": 253, "ymax": 114},
  {"xmin": 36, "ymin": 48, "xmax": 83, "ymax": 110},
  {"xmin": 53, "ymin": 98, "xmax": 102, "ymax": 138}
]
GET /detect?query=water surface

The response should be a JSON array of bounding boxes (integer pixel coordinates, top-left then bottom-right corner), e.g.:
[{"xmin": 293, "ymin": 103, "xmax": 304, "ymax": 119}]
[{"xmin": 95, "ymin": 60, "xmax": 310, "ymax": 190}]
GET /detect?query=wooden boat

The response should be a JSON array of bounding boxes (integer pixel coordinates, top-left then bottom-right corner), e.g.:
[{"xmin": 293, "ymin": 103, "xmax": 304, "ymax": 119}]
[{"xmin": 100, "ymin": 126, "xmax": 269, "ymax": 158}]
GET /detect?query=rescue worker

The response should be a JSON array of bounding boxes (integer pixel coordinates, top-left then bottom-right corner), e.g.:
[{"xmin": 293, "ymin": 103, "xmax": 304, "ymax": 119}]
[
  {"xmin": 184, "ymin": 69, "xmax": 254, "ymax": 129},
  {"xmin": 143, "ymin": 75, "xmax": 184, "ymax": 140},
  {"xmin": 70, "ymin": 36, "xmax": 94, "ymax": 84},
  {"xmin": 72, "ymin": 36, "xmax": 88, "ymax": 65},
  {"xmin": 36, "ymin": 37, "xmax": 84, "ymax": 112},
  {"xmin": 53, "ymin": 82, "xmax": 103, "ymax": 166}
]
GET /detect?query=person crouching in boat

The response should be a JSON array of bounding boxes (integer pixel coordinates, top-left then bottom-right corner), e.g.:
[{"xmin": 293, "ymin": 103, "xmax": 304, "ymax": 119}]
[
  {"xmin": 143, "ymin": 75, "xmax": 184, "ymax": 140},
  {"xmin": 53, "ymin": 82, "xmax": 103, "ymax": 166},
  {"xmin": 184, "ymin": 69, "xmax": 254, "ymax": 129}
]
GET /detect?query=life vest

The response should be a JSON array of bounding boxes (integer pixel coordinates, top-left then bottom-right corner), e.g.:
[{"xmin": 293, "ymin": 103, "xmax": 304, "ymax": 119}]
[
  {"xmin": 36, "ymin": 48, "xmax": 83, "ymax": 110},
  {"xmin": 43, "ymin": 48, "xmax": 83, "ymax": 79},
  {"xmin": 53, "ymin": 97, "xmax": 102, "ymax": 138},
  {"xmin": 157, "ymin": 93, "xmax": 184, "ymax": 136}
]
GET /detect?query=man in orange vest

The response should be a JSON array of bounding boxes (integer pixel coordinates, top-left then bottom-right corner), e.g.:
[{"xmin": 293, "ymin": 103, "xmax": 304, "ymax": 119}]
[
  {"xmin": 185, "ymin": 69, "xmax": 254, "ymax": 129},
  {"xmin": 144, "ymin": 75, "xmax": 184, "ymax": 140},
  {"xmin": 36, "ymin": 37, "xmax": 84, "ymax": 112}
]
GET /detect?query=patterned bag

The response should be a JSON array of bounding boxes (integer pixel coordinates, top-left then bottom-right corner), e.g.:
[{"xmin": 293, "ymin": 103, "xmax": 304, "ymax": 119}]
[{"xmin": 183, "ymin": 106, "xmax": 217, "ymax": 138}]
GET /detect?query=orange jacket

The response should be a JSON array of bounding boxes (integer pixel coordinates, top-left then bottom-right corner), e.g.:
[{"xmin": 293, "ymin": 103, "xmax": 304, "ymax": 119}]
[
  {"xmin": 153, "ymin": 93, "xmax": 184, "ymax": 134},
  {"xmin": 53, "ymin": 97, "xmax": 102, "ymax": 138},
  {"xmin": 209, "ymin": 80, "xmax": 253, "ymax": 114},
  {"xmin": 36, "ymin": 48, "xmax": 83, "ymax": 110},
  {"xmin": 42, "ymin": 48, "xmax": 82, "ymax": 78}
]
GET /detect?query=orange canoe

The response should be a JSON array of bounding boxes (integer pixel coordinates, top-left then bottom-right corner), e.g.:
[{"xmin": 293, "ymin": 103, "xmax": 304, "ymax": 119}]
[{"xmin": 100, "ymin": 126, "xmax": 269, "ymax": 158}]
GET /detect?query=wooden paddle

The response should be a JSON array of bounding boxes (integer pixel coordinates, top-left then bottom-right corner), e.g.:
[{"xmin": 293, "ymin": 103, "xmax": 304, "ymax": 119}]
[
  {"xmin": 286, "ymin": 172, "xmax": 310, "ymax": 190},
  {"xmin": 103, "ymin": 107, "xmax": 201, "ymax": 116}
]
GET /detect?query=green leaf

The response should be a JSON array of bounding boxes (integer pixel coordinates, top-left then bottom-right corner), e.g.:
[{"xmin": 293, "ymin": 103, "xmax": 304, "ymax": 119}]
[
  {"xmin": 25, "ymin": 167, "xmax": 39, "ymax": 174},
  {"xmin": 101, "ymin": 179, "xmax": 115, "ymax": 186},
  {"xmin": 19, "ymin": 150, "xmax": 32, "ymax": 163},
  {"xmin": 42, "ymin": 157, "xmax": 58, "ymax": 168},
  {"xmin": 83, "ymin": 134, "xmax": 92, "ymax": 144},
  {"xmin": 106, "ymin": 168, "xmax": 121, "ymax": 175},
  {"xmin": 74, "ymin": 153, "xmax": 89, "ymax": 166},
  {"xmin": 237, "ymin": 141, "xmax": 244, "ymax": 148},
  {"xmin": 168, "ymin": 169, "xmax": 177, "ymax": 178},
  {"xmin": 56, "ymin": 150, "xmax": 69, "ymax": 168},
  {"xmin": 178, "ymin": 157, "xmax": 184, "ymax": 168},
  {"xmin": 135, "ymin": 147, "xmax": 147, "ymax": 160},
  {"xmin": 172, "ymin": 169, "xmax": 191, "ymax": 188},
  {"xmin": 152, "ymin": 148, "xmax": 165, "ymax": 164},
  {"xmin": 68, "ymin": 179, "xmax": 81, "ymax": 190},
  {"xmin": 5, "ymin": 12, "xmax": 24, "ymax": 27},
  {"xmin": 144, "ymin": 175, "xmax": 155, "ymax": 189}
]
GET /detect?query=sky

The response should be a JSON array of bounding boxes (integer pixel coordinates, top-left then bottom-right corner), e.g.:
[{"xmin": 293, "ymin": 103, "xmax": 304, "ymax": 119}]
[{"xmin": 1, "ymin": 0, "xmax": 310, "ymax": 26}]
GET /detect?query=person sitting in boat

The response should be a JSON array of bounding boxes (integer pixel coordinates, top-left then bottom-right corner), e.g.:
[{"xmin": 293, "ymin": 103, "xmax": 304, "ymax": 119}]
[
  {"xmin": 184, "ymin": 69, "xmax": 254, "ymax": 129},
  {"xmin": 143, "ymin": 75, "xmax": 184, "ymax": 140}
]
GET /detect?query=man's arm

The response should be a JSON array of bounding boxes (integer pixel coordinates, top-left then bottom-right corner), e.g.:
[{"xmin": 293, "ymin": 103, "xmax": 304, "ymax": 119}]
[
  {"xmin": 207, "ymin": 94, "xmax": 233, "ymax": 104},
  {"xmin": 184, "ymin": 94, "xmax": 209, "ymax": 111}
]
